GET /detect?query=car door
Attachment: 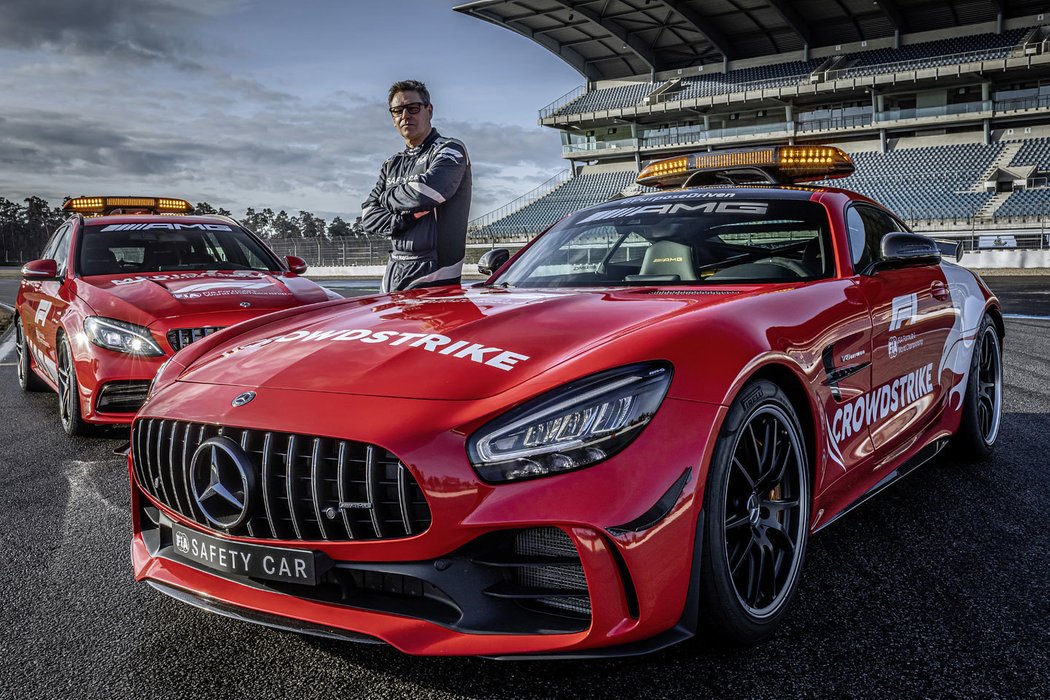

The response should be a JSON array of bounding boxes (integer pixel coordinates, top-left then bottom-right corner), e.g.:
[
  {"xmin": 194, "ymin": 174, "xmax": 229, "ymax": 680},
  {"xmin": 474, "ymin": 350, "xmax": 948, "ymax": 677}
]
[
  {"xmin": 848, "ymin": 204, "xmax": 955, "ymax": 457},
  {"xmin": 25, "ymin": 222, "xmax": 76, "ymax": 383}
]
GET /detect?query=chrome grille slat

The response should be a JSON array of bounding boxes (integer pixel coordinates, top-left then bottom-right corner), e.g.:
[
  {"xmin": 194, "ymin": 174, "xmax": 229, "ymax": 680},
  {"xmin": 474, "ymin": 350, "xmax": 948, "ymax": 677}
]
[
  {"xmin": 365, "ymin": 445, "xmax": 384, "ymax": 539},
  {"xmin": 285, "ymin": 435, "xmax": 304, "ymax": 540},
  {"xmin": 336, "ymin": 441, "xmax": 356, "ymax": 540},
  {"xmin": 131, "ymin": 420, "xmax": 430, "ymax": 542},
  {"xmin": 166, "ymin": 420, "xmax": 184, "ymax": 514},
  {"xmin": 310, "ymin": 438, "xmax": 330, "ymax": 540},
  {"xmin": 397, "ymin": 463, "xmax": 412, "ymax": 536},
  {"xmin": 240, "ymin": 430, "xmax": 257, "ymax": 539},
  {"xmin": 261, "ymin": 432, "xmax": 281, "ymax": 539},
  {"xmin": 153, "ymin": 421, "xmax": 172, "ymax": 505}
]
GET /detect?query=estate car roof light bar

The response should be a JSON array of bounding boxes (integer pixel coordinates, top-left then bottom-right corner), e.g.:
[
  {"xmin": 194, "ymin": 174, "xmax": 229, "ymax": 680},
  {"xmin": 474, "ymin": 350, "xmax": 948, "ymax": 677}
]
[
  {"xmin": 63, "ymin": 196, "xmax": 194, "ymax": 216},
  {"xmin": 637, "ymin": 146, "xmax": 855, "ymax": 189}
]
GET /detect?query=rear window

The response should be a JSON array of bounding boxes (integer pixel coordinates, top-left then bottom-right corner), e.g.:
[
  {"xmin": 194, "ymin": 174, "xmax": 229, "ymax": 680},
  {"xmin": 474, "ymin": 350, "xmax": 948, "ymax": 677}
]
[
  {"xmin": 495, "ymin": 195, "xmax": 833, "ymax": 288},
  {"xmin": 77, "ymin": 222, "xmax": 280, "ymax": 276}
]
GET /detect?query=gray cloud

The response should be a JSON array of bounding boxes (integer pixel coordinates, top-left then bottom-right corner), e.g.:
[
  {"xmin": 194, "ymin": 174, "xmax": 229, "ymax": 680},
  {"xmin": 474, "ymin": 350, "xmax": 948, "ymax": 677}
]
[{"xmin": 0, "ymin": 0, "xmax": 245, "ymax": 67}]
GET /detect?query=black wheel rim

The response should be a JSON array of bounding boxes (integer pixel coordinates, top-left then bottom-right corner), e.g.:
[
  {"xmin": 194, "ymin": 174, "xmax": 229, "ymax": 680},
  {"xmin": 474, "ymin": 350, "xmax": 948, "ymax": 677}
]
[
  {"xmin": 976, "ymin": 327, "xmax": 1002, "ymax": 445},
  {"xmin": 722, "ymin": 405, "xmax": 808, "ymax": 619},
  {"xmin": 58, "ymin": 341, "xmax": 75, "ymax": 430},
  {"xmin": 15, "ymin": 319, "xmax": 27, "ymax": 386}
]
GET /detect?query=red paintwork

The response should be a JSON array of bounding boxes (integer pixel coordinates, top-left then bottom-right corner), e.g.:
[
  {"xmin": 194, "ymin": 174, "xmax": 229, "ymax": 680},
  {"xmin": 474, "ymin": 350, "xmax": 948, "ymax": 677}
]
[
  {"xmin": 130, "ymin": 187, "xmax": 999, "ymax": 656},
  {"xmin": 15, "ymin": 214, "xmax": 338, "ymax": 426}
]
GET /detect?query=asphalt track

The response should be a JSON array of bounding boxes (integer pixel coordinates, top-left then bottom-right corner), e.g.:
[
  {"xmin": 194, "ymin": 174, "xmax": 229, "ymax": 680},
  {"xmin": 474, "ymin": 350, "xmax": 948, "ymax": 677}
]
[{"xmin": 0, "ymin": 276, "xmax": 1047, "ymax": 699}]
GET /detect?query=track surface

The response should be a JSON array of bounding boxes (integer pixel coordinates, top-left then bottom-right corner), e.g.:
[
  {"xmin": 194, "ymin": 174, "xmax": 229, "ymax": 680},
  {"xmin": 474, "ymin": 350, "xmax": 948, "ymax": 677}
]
[{"xmin": 0, "ymin": 277, "xmax": 1047, "ymax": 699}]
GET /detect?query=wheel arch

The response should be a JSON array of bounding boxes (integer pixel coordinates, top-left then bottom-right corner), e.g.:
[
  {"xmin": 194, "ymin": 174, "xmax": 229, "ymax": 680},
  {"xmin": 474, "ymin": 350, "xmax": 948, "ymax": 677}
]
[
  {"xmin": 741, "ymin": 362, "xmax": 819, "ymax": 494},
  {"xmin": 986, "ymin": 302, "xmax": 1005, "ymax": 341}
]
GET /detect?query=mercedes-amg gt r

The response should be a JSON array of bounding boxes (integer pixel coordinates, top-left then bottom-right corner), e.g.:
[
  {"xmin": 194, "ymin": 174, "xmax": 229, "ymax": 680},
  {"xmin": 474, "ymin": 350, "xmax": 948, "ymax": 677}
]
[{"xmin": 129, "ymin": 148, "xmax": 1003, "ymax": 657}]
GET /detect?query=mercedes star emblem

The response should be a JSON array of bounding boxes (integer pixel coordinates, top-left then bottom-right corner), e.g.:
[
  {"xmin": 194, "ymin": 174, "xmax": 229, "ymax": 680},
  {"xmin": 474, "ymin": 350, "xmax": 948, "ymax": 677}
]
[
  {"xmin": 189, "ymin": 436, "xmax": 255, "ymax": 529},
  {"xmin": 231, "ymin": 391, "xmax": 256, "ymax": 407}
]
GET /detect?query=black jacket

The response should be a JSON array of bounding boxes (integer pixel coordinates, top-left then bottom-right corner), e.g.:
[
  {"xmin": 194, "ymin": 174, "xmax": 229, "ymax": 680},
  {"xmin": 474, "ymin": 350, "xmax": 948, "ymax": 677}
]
[{"xmin": 361, "ymin": 129, "xmax": 471, "ymax": 283}]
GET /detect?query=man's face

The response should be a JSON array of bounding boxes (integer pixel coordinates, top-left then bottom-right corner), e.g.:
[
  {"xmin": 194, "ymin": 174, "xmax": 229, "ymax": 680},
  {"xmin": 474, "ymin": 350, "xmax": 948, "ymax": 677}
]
[{"xmin": 390, "ymin": 90, "xmax": 433, "ymax": 147}]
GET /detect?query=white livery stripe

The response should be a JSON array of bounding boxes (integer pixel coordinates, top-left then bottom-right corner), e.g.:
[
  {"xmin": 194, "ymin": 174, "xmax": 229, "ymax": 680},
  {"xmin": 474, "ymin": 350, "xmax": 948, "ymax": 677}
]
[{"xmin": 408, "ymin": 181, "xmax": 446, "ymax": 204}]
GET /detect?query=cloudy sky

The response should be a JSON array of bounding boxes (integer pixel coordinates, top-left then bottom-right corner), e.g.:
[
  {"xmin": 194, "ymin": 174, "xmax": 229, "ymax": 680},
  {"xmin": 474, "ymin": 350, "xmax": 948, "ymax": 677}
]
[{"xmin": 0, "ymin": 0, "xmax": 581, "ymax": 222}]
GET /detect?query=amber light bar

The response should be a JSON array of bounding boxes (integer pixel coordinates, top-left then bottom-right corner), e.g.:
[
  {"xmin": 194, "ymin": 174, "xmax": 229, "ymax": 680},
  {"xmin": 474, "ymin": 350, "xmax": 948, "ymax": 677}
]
[
  {"xmin": 637, "ymin": 146, "xmax": 855, "ymax": 188},
  {"xmin": 63, "ymin": 196, "xmax": 193, "ymax": 214}
]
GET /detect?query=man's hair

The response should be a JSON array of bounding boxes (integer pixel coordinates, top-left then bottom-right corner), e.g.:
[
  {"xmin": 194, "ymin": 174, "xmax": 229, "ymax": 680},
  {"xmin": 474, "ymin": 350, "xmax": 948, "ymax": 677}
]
[{"xmin": 388, "ymin": 80, "xmax": 430, "ymax": 106}]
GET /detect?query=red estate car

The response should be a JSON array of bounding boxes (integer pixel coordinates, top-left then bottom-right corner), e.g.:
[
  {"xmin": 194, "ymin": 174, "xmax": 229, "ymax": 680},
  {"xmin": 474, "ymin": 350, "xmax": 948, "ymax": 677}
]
[
  {"xmin": 15, "ymin": 196, "xmax": 339, "ymax": 435},
  {"xmin": 130, "ymin": 148, "xmax": 1003, "ymax": 657}
]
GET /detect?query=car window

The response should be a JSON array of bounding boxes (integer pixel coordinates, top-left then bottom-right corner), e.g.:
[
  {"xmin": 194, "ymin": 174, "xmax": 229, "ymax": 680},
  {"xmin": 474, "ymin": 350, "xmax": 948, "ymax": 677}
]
[
  {"xmin": 50, "ymin": 223, "xmax": 74, "ymax": 277},
  {"xmin": 39, "ymin": 223, "xmax": 68, "ymax": 262},
  {"xmin": 496, "ymin": 196, "xmax": 832, "ymax": 288},
  {"xmin": 847, "ymin": 204, "xmax": 905, "ymax": 274},
  {"xmin": 77, "ymin": 222, "xmax": 280, "ymax": 276}
]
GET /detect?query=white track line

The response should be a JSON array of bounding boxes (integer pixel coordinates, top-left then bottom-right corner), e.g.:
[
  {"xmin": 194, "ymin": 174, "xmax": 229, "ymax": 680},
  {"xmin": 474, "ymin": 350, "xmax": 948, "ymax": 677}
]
[
  {"xmin": 0, "ymin": 302, "xmax": 14, "ymax": 362},
  {"xmin": 1003, "ymin": 313, "xmax": 1050, "ymax": 321}
]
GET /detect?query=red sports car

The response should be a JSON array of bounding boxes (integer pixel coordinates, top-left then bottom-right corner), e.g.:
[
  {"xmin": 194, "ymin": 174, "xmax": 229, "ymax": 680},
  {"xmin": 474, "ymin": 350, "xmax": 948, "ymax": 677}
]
[
  {"xmin": 15, "ymin": 196, "xmax": 339, "ymax": 435},
  {"xmin": 129, "ymin": 148, "xmax": 1003, "ymax": 657}
]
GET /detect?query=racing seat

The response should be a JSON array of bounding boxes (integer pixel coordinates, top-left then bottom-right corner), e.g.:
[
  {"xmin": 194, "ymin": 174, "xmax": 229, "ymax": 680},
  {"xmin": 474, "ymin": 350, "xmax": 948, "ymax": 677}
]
[
  {"xmin": 625, "ymin": 241, "xmax": 698, "ymax": 282},
  {"xmin": 80, "ymin": 247, "xmax": 118, "ymax": 276}
]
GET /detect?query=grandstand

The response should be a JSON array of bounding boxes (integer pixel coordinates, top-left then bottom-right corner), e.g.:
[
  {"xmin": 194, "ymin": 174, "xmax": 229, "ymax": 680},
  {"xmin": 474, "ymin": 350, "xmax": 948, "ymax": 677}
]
[{"xmin": 456, "ymin": 0, "xmax": 1050, "ymax": 244}]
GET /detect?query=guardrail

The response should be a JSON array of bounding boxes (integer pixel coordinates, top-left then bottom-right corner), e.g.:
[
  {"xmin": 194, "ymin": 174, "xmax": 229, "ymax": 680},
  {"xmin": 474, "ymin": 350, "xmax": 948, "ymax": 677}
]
[{"xmin": 539, "ymin": 85, "xmax": 587, "ymax": 119}]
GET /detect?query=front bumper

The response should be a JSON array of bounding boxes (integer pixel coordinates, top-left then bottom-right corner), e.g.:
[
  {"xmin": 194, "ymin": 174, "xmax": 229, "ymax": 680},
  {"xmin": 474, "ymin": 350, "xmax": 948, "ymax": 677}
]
[{"xmin": 130, "ymin": 385, "xmax": 723, "ymax": 657}]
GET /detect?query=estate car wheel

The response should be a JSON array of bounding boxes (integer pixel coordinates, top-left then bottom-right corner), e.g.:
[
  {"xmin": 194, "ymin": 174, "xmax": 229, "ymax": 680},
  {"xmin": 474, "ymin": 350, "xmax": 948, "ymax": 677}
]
[
  {"xmin": 57, "ymin": 336, "xmax": 90, "ymax": 437},
  {"xmin": 15, "ymin": 316, "xmax": 46, "ymax": 392},
  {"xmin": 951, "ymin": 314, "xmax": 1003, "ymax": 461},
  {"xmin": 700, "ymin": 379, "xmax": 810, "ymax": 644}
]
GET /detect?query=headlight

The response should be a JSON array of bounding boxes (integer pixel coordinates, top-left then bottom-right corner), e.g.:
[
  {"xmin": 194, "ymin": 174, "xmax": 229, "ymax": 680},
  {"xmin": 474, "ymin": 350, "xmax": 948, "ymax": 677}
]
[
  {"xmin": 83, "ymin": 316, "xmax": 164, "ymax": 357},
  {"xmin": 467, "ymin": 362, "xmax": 672, "ymax": 483}
]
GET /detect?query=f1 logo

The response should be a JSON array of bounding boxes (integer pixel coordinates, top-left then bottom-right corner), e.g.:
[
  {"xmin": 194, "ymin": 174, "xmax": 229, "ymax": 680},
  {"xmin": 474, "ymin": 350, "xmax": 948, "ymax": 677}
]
[{"xmin": 889, "ymin": 293, "xmax": 918, "ymax": 331}]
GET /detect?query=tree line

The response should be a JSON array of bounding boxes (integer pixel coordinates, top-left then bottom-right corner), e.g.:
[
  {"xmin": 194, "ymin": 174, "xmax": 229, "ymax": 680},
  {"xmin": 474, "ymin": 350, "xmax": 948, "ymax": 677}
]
[{"xmin": 0, "ymin": 196, "xmax": 378, "ymax": 261}]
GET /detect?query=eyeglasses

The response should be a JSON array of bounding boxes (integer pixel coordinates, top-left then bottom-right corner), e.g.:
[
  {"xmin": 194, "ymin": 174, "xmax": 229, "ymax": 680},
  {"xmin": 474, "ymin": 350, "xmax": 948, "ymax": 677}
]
[{"xmin": 389, "ymin": 102, "xmax": 428, "ymax": 116}]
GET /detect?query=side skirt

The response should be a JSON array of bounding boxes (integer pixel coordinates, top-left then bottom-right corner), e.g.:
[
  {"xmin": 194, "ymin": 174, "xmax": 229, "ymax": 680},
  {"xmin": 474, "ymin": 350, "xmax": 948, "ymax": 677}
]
[{"xmin": 813, "ymin": 437, "xmax": 949, "ymax": 534}]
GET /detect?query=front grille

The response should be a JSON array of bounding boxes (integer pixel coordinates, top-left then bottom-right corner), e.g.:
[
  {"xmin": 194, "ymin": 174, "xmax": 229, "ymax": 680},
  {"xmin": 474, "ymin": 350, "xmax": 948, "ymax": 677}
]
[
  {"xmin": 132, "ymin": 419, "xmax": 431, "ymax": 541},
  {"xmin": 167, "ymin": 326, "xmax": 224, "ymax": 351},
  {"xmin": 96, "ymin": 380, "xmax": 151, "ymax": 413}
]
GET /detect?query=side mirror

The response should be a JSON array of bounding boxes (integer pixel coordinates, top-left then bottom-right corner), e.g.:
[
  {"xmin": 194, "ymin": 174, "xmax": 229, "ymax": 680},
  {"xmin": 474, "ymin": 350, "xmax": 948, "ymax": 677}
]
[
  {"xmin": 871, "ymin": 233, "xmax": 941, "ymax": 273},
  {"xmin": 478, "ymin": 248, "xmax": 510, "ymax": 276},
  {"xmin": 285, "ymin": 255, "xmax": 308, "ymax": 275},
  {"xmin": 934, "ymin": 239, "xmax": 964, "ymax": 262},
  {"xmin": 21, "ymin": 259, "xmax": 59, "ymax": 279}
]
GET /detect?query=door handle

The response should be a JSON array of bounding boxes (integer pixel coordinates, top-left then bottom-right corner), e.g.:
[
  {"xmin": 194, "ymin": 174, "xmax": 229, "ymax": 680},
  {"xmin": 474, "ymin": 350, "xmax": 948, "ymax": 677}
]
[{"xmin": 931, "ymin": 281, "xmax": 950, "ymax": 301}]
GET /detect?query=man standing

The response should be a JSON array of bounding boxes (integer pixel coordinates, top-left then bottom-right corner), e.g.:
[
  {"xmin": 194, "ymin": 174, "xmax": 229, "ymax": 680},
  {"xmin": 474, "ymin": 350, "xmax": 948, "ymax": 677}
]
[{"xmin": 362, "ymin": 80, "xmax": 472, "ymax": 292}]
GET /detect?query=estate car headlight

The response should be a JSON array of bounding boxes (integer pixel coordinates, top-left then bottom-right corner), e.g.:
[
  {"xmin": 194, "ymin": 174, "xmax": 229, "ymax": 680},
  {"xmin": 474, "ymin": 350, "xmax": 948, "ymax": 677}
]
[
  {"xmin": 467, "ymin": 362, "xmax": 673, "ymax": 483},
  {"xmin": 83, "ymin": 316, "xmax": 164, "ymax": 357}
]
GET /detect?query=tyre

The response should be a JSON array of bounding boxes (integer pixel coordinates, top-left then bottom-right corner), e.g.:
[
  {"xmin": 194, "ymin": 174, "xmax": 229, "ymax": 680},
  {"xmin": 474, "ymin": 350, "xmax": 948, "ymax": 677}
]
[
  {"xmin": 699, "ymin": 379, "xmax": 810, "ymax": 644},
  {"xmin": 14, "ymin": 316, "xmax": 47, "ymax": 392},
  {"xmin": 950, "ymin": 314, "xmax": 1003, "ymax": 461},
  {"xmin": 57, "ymin": 335, "xmax": 91, "ymax": 437}
]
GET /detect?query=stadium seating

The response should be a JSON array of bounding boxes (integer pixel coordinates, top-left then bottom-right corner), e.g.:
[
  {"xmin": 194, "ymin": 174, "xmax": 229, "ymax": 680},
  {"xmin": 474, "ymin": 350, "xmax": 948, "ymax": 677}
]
[
  {"xmin": 994, "ymin": 188, "xmax": 1050, "ymax": 218},
  {"xmin": 833, "ymin": 29, "xmax": 1027, "ymax": 78},
  {"xmin": 1010, "ymin": 137, "xmax": 1050, "ymax": 166},
  {"xmin": 550, "ymin": 30, "xmax": 1027, "ymax": 118},
  {"xmin": 817, "ymin": 143, "xmax": 1004, "ymax": 219},
  {"xmin": 470, "ymin": 171, "xmax": 637, "ymax": 241}
]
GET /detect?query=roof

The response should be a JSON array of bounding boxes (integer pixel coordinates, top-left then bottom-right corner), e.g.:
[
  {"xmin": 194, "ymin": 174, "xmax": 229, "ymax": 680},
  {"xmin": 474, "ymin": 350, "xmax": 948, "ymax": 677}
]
[{"xmin": 455, "ymin": 0, "xmax": 1046, "ymax": 81}]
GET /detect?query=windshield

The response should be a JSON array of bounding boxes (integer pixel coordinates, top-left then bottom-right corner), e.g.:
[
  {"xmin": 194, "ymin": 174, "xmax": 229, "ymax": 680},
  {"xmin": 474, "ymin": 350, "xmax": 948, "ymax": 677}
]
[
  {"xmin": 495, "ymin": 195, "xmax": 833, "ymax": 288},
  {"xmin": 77, "ymin": 221, "xmax": 281, "ymax": 276}
]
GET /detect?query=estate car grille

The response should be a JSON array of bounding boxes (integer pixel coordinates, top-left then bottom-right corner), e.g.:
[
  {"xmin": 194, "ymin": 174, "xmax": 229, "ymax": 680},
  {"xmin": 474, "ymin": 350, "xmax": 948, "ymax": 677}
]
[
  {"xmin": 132, "ymin": 419, "xmax": 431, "ymax": 541},
  {"xmin": 167, "ymin": 326, "xmax": 225, "ymax": 352}
]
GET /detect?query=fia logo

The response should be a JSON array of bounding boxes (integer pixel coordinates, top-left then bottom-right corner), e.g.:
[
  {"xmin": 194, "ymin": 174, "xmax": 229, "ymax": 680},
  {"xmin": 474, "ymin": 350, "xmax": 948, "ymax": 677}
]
[
  {"xmin": 889, "ymin": 293, "xmax": 918, "ymax": 331},
  {"xmin": 888, "ymin": 336, "xmax": 899, "ymax": 359},
  {"xmin": 175, "ymin": 531, "xmax": 190, "ymax": 554}
]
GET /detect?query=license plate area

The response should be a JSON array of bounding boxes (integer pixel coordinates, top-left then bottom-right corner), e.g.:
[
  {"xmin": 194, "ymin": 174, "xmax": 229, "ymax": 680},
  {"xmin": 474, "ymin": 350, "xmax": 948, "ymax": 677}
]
[{"xmin": 170, "ymin": 522, "xmax": 327, "ymax": 585}]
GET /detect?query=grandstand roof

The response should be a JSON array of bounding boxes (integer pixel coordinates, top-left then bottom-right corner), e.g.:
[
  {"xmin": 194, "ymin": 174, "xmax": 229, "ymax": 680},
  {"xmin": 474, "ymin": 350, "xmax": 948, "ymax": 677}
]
[{"xmin": 455, "ymin": 0, "xmax": 1046, "ymax": 80}]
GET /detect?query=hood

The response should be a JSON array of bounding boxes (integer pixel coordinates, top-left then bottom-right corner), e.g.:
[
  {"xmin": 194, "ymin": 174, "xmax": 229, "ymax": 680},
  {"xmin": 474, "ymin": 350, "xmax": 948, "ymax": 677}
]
[
  {"xmin": 177, "ymin": 285, "xmax": 743, "ymax": 400},
  {"xmin": 76, "ymin": 270, "xmax": 331, "ymax": 324}
]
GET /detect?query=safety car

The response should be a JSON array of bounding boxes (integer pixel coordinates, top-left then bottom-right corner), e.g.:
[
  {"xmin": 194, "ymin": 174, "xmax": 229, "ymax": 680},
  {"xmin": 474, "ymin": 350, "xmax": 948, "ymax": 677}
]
[
  {"xmin": 15, "ymin": 196, "xmax": 339, "ymax": 435},
  {"xmin": 129, "ymin": 148, "xmax": 1003, "ymax": 657}
]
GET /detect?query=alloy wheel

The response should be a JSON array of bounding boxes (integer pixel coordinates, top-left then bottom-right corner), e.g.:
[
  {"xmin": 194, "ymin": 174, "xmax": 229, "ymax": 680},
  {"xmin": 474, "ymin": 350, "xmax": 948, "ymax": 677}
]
[
  {"xmin": 722, "ymin": 404, "xmax": 808, "ymax": 619},
  {"xmin": 976, "ymin": 326, "xmax": 1003, "ymax": 445}
]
